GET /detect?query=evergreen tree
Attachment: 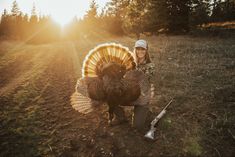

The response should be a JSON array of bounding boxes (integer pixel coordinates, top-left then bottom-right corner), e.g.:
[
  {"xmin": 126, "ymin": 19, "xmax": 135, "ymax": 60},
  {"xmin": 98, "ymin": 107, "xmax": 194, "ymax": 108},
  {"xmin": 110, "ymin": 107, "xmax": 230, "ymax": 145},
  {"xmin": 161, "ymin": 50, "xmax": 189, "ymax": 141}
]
[
  {"xmin": 22, "ymin": 13, "xmax": 29, "ymax": 39},
  {"xmin": 167, "ymin": 0, "xmax": 191, "ymax": 32},
  {"xmin": 11, "ymin": 0, "xmax": 20, "ymax": 16},
  {"xmin": 104, "ymin": 0, "xmax": 129, "ymax": 35},
  {"xmin": 123, "ymin": 0, "xmax": 148, "ymax": 37},
  {"xmin": 190, "ymin": 0, "xmax": 210, "ymax": 26},
  {"xmin": 9, "ymin": 0, "xmax": 22, "ymax": 39},
  {"xmin": 30, "ymin": 3, "xmax": 38, "ymax": 24},
  {"xmin": 106, "ymin": 0, "xmax": 130, "ymax": 17},
  {"xmin": 15, "ymin": 12, "xmax": 24, "ymax": 39},
  {"xmin": 0, "ymin": 9, "xmax": 10, "ymax": 37},
  {"xmin": 83, "ymin": 0, "xmax": 99, "ymax": 35},
  {"xmin": 2, "ymin": 9, "xmax": 8, "ymax": 17},
  {"xmin": 211, "ymin": 0, "xmax": 235, "ymax": 21},
  {"xmin": 84, "ymin": 0, "xmax": 98, "ymax": 20},
  {"xmin": 145, "ymin": 0, "xmax": 169, "ymax": 33},
  {"xmin": 99, "ymin": 7, "xmax": 105, "ymax": 18}
]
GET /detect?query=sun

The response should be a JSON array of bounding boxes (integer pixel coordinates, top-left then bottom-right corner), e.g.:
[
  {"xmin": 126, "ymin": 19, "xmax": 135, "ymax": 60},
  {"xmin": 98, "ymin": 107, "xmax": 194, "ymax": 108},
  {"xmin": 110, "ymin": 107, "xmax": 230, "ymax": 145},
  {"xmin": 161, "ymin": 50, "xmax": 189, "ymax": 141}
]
[
  {"xmin": 41, "ymin": 0, "xmax": 90, "ymax": 27},
  {"xmin": 1, "ymin": 0, "xmax": 109, "ymax": 26},
  {"xmin": 51, "ymin": 12, "xmax": 75, "ymax": 27}
]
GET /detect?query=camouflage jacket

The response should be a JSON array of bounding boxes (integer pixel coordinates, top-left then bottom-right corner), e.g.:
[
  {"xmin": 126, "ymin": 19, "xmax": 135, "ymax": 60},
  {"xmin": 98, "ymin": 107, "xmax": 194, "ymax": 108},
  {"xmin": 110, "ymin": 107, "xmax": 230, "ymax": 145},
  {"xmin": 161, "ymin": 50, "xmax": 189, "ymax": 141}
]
[
  {"xmin": 136, "ymin": 62, "xmax": 156, "ymax": 84},
  {"xmin": 132, "ymin": 62, "xmax": 156, "ymax": 106}
]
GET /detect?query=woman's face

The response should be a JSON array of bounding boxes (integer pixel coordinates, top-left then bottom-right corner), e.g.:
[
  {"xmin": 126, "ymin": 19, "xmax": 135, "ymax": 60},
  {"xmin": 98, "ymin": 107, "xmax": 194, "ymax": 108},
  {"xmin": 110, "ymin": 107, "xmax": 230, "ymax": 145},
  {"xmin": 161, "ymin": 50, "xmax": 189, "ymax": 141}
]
[{"xmin": 135, "ymin": 47, "xmax": 147, "ymax": 59}]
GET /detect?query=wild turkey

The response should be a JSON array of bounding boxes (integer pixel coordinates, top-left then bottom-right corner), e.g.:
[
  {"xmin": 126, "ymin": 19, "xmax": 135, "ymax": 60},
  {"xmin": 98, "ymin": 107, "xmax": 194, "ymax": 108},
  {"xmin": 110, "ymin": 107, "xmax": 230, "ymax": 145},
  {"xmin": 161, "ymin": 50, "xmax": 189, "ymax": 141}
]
[{"xmin": 70, "ymin": 43, "xmax": 150, "ymax": 123}]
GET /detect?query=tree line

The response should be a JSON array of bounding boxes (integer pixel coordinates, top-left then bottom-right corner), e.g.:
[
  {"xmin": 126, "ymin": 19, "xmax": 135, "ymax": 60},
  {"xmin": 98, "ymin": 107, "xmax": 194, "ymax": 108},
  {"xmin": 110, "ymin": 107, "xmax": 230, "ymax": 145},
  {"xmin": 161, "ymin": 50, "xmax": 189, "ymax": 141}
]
[
  {"xmin": 0, "ymin": 1, "xmax": 60, "ymax": 43},
  {"xmin": 0, "ymin": 0, "xmax": 234, "ymax": 43},
  {"xmin": 108, "ymin": 0, "xmax": 235, "ymax": 36}
]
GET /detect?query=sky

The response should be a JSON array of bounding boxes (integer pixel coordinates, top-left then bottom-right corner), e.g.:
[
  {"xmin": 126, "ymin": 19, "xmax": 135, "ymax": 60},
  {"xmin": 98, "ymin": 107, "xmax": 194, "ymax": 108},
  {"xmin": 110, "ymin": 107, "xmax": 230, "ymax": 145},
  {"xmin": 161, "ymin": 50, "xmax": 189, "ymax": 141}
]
[{"xmin": 0, "ymin": 0, "xmax": 110, "ymax": 25}]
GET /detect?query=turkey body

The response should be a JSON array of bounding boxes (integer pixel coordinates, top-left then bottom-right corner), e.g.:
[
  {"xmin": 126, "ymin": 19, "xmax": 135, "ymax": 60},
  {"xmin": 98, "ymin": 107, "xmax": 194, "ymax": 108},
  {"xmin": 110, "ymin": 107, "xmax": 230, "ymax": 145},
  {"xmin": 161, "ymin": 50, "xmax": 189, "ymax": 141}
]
[
  {"xmin": 85, "ymin": 63, "xmax": 141, "ymax": 121},
  {"xmin": 71, "ymin": 43, "xmax": 150, "ymax": 123}
]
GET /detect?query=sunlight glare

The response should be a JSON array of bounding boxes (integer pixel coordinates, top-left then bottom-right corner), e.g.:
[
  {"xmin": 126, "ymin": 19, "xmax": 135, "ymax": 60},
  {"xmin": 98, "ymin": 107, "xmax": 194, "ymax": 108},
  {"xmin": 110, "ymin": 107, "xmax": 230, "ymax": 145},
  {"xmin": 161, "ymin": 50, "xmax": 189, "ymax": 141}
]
[
  {"xmin": 0, "ymin": 0, "xmax": 109, "ymax": 26},
  {"xmin": 39, "ymin": 0, "xmax": 90, "ymax": 26}
]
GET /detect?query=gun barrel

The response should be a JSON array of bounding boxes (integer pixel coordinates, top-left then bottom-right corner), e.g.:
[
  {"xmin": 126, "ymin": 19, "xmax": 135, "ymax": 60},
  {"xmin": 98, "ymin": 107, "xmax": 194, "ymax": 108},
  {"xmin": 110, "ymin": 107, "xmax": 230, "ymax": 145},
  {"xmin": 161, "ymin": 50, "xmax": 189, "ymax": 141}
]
[
  {"xmin": 163, "ymin": 99, "xmax": 173, "ymax": 111},
  {"xmin": 150, "ymin": 99, "xmax": 173, "ymax": 127},
  {"xmin": 157, "ymin": 109, "xmax": 166, "ymax": 119}
]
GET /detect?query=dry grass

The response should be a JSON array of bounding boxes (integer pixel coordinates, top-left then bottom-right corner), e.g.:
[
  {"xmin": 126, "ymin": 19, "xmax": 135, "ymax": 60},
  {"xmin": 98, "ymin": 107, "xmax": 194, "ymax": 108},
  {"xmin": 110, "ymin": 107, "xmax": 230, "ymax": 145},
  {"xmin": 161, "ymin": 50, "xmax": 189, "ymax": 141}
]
[{"xmin": 0, "ymin": 35, "xmax": 234, "ymax": 157}]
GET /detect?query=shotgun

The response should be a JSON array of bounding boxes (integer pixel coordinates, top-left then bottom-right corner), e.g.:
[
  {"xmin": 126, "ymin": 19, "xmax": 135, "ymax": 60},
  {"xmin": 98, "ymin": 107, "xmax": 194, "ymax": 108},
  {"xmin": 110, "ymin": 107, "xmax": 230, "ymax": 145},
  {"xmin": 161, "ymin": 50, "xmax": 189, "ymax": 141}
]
[{"xmin": 145, "ymin": 99, "xmax": 173, "ymax": 140}]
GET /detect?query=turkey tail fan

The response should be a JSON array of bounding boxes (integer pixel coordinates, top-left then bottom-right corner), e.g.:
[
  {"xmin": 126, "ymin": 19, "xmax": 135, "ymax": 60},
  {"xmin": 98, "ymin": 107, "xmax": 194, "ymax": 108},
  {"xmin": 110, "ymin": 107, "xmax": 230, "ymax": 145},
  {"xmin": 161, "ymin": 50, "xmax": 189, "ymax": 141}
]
[
  {"xmin": 82, "ymin": 43, "xmax": 136, "ymax": 77},
  {"xmin": 70, "ymin": 92, "xmax": 94, "ymax": 114},
  {"xmin": 70, "ymin": 78, "xmax": 104, "ymax": 114},
  {"xmin": 70, "ymin": 92, "xmax": 104, "ymax": 114}
]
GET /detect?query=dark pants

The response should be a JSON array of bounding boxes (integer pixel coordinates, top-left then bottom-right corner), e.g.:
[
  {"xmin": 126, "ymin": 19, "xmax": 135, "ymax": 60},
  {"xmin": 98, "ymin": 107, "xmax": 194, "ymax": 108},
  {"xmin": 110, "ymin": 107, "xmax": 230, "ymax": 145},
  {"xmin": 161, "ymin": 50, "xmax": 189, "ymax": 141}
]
[
  {"xmin": 113, "ymin": 105, "xmax": 150, "ymax": 131},
  {"xmin": 132, "ymin": 105, "xmax": 149, "ymax": 131}
]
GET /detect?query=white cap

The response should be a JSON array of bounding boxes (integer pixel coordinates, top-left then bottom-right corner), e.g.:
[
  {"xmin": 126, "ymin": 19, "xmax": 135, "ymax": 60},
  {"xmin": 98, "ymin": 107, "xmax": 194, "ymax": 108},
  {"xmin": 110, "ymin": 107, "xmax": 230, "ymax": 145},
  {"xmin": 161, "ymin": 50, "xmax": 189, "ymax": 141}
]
[{"xmin": 135, "ymin": 39, "xmax": 147, "ymax": 49}]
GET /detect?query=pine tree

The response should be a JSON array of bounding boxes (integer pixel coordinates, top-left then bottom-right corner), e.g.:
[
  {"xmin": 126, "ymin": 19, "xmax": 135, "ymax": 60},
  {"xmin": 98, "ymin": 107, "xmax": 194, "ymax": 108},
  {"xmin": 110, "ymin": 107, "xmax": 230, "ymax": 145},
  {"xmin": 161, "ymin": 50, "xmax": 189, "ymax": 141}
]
[
  {"xmin": 0, "ymin": 9, "xmax": 10, "ymax": 37},
  {"xmin": 3, "ymin": 9, "xmax": 8, "ymax": 17},
  {"xmin": 85, "ymin": 0, "xmax": 98, "ymax": 20},
  {"xmin": 99, "ymin": 7, "xmax": 105, "ymax": 18},
  {"xmin": 122, "ymin": 0, "xmax": 148, "ymax": 37},
  {"xmin": 11, "ymin": 0, "xmax": 20, "ymax": 16},
  {"xmin": 145, "ymin": 0, "xmax": 169, "ymax": 33},
  {"xmin": 15, "ymin": 12, "xmax": 24, "ymax": 39},
  {"xmin": 105, "ymin": 0, "xmax": 130, "ymax": 17},
  {"xmin": 190, "ymin": 0, "xmax": 210, "ymax": 26},
  {"xmin": 103, "ymin": 0, "xmax": 130, "ymax": 35},
  {"xmin": 83, "ymin": 0, "xmax": 99, "ymax": 35},
  {"xmin": 9, "ymin": 0, "xmax": 22, "ymax": 39},
  {"xmin": 30, "ymin": 3, "xmax": 38, "ymax": 24},
  {"xmin": 167, "ymin": 0, "xmax": 191, "ymax": 32},
  {"xmin": 22, "ymin": 14, "xmax": 29, "ymax": 39},
  {"xmin": 211, "ymin": 0, "xmax": 235, "ymax": 22}
]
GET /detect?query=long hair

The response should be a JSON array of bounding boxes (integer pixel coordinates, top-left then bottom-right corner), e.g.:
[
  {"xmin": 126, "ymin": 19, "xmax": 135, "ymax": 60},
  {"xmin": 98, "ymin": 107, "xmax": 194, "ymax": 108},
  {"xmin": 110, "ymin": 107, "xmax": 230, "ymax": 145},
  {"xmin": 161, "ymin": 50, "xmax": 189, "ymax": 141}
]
[{"xmin": 133, "ymin": 47, "xmax": 151, "ymax": 64}]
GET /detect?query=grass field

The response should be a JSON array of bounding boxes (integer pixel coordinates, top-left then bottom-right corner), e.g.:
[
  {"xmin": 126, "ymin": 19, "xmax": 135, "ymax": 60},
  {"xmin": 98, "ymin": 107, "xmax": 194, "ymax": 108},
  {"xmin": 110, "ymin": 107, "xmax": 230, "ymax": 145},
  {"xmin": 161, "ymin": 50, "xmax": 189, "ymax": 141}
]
[{"xmin": 0, "ymin": 35, "xmax": 234, "ymax": 157}]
